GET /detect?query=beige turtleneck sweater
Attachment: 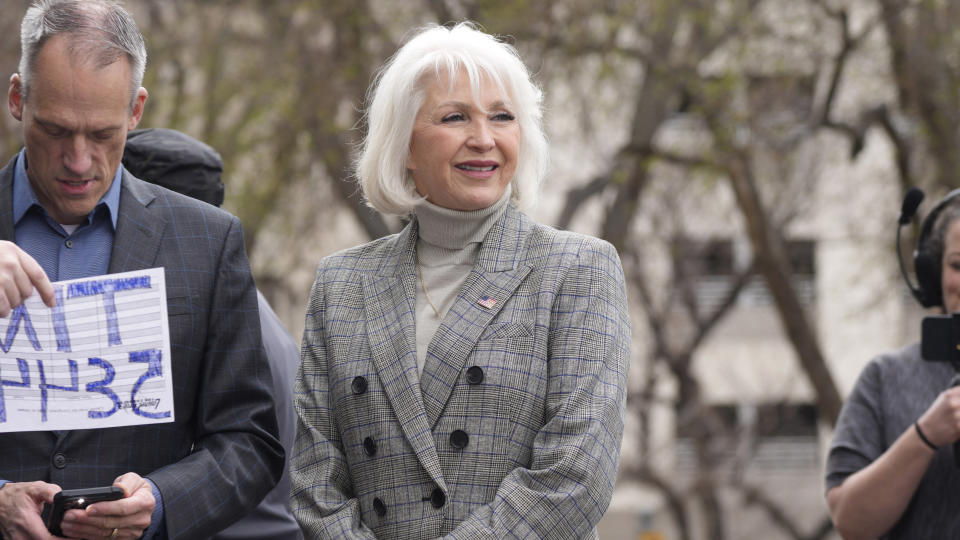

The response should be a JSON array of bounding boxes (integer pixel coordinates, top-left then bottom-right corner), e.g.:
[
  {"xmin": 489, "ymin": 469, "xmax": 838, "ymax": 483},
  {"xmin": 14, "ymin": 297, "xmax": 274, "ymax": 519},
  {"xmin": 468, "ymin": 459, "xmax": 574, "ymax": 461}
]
[{"xmin": 413, "ymin": 187, "xmax": 512, "ymax": 374}]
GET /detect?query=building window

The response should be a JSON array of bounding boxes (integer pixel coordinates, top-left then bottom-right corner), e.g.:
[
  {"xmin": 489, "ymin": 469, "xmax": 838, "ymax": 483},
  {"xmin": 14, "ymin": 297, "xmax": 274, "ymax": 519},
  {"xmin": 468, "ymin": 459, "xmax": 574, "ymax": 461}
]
[
  {"xmin": 675, "ymin": 402, "xmax": 819, "ymax": 472},
  {"xmin": 678, "ymin": 237, "xmax": 816, "ymax": 309},
  {"xmin": 741, "ymin": 238, "xmax": 816, "ymax": 306}
]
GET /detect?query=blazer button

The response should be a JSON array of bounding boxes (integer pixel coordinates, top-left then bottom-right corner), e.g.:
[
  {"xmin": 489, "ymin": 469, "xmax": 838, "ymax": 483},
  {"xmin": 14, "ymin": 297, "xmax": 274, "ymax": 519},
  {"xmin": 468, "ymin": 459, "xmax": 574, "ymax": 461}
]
[
  {"xmin": 373, "ymin": 497, "xmax": 387, "ymax": 517},
  {"xmin": 449, "ymin": 430, "xmax": 469, "ymax": 449},
  {"xmin": 52, "ymin": 453, "xmax": 67, "ymax": 469},
  {"xmin": 430, "ymin": 487, "xmax": 446, "ymax": 508},
  {"xmin": 352, "ymin": 376, "xmax": 368, "ymax": 395},
  {"xmin": 363, "ymin": 436, "xmax": 377, "ymax": 456},
  {"xmin": 466, "ymin": 366, "xmax": 484, "ymax": 385}
]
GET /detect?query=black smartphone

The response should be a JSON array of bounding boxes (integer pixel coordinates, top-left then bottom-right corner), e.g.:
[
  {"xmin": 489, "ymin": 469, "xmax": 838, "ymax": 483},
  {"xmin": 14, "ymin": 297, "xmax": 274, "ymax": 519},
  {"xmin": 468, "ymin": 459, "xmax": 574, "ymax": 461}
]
[
  {"xmin": 921, "ymin": 315, "xmax": 960, "ymax": 362},
  {"xmin": 43, "ymin": 486, "xmax": 125, "ymax": 536}
]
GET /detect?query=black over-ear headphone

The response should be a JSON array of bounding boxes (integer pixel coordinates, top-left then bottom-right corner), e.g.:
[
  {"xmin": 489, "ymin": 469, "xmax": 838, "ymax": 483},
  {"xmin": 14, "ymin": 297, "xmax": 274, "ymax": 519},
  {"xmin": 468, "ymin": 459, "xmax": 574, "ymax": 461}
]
[{"xmin": 899, "ymin": 187, "xmax": 960, "ymax": 308}]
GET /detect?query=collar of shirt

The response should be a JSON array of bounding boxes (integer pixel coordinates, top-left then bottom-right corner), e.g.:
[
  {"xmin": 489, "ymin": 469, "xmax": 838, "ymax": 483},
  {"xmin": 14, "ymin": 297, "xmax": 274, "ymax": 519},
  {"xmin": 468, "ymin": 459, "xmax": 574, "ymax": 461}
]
[{"xmin": 12, "ymin": 148, "xmax": 122, "ymax": 231}]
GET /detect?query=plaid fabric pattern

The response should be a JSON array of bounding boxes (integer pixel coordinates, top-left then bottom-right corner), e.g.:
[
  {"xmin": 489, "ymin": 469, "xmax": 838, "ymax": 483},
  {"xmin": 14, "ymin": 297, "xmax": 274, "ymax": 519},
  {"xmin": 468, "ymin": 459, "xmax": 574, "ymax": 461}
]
[
  {"xmin": 291, "ymin": 205, "xmax": 631, "ymax": 539},
  {"xmin": 0, "ymin": 160, "xmax": 284, "ymax": 539}
]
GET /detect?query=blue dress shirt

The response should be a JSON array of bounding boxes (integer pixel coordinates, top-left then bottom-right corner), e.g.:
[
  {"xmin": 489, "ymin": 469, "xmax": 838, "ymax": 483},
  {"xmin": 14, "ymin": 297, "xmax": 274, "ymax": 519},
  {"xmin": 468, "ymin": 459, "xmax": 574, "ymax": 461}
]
[{"xmin": 12, "ymin": 148, "xmax": 120, "ymax": 281}]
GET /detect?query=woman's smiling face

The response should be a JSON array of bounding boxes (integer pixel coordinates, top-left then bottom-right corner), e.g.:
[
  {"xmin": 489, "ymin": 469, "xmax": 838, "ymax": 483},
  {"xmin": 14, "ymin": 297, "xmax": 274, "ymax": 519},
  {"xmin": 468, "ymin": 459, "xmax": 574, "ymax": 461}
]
[
  {"xmin": 942, "ymin": 218, "xmax": 960, "ymax": 313},
  {"xmin": 407, "ymin": 70, "xmax": 519, "ymax": 211}
]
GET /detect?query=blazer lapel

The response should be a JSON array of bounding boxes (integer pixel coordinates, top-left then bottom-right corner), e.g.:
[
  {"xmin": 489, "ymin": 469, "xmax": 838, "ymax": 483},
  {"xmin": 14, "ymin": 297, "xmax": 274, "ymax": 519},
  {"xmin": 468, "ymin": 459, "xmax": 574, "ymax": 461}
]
[
  {"xmin": 362, "ymin": 223, "xmax": 447, "ymax": 490},
  {"xmin": 108, "ymin": 173, "xmax": 165, "ymax": 273},
  {"xmin": 420, "ymin": 205, "xmax": 532, "ymax": 428},
  {"xmin": 0, "ymin": 159, "xmax": 15, "ymax": 241}
]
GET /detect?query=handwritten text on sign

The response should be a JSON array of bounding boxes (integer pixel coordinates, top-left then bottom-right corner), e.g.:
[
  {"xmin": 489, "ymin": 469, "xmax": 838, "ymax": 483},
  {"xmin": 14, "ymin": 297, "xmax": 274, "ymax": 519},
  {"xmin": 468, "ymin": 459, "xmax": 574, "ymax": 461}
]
[{"xmin": 0, "ymin": 268, "xmax": 174, "ymax": 432}]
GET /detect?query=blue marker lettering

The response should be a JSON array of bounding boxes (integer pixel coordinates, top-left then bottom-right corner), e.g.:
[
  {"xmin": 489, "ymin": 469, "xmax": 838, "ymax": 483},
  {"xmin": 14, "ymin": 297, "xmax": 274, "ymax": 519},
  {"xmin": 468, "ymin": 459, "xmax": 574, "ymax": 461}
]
[
  {"xmin": 0, "ymin": 305, "xmax": 42, "ymax": 353},
  {"xmin": 51, "ymin": 285, "xmax": 70, "ymax": 352},
  {"xmin": 0, "ymin": 358, "xmax": 30, "ymax": 423},
  {"xmin": 128, "ymin": 349, "xmax": 170, "ymax": 419},
  {"xmin": 37, "ymin": 358, "xmax": 79, "ymax": 422},
  {"xmin": 86, "ymin": 357, "xmax": 120, "ymax": 419},
  {"xmin": 67, "ymin": 276, "xmax": 151, "ymax": 346}
]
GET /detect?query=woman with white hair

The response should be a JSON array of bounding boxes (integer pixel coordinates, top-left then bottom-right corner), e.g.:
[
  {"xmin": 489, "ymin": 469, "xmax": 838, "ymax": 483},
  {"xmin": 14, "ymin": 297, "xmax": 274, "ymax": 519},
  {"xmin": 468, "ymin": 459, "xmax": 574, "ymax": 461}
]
[{"xmin": 290, "ymin": 23, "xmax": 631, "ymax": 538}]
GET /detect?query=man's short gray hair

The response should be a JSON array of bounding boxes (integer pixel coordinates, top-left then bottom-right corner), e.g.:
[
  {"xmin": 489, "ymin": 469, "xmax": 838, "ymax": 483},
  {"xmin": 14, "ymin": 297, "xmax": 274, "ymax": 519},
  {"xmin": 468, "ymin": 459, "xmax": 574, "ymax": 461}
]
[
  {"xmin": 355, "ymin": 22, "xmax": 548, "ymax": 216},
  {"xmin": 19, "ymin": 0, "xmax": 147, "ymax": 110}
]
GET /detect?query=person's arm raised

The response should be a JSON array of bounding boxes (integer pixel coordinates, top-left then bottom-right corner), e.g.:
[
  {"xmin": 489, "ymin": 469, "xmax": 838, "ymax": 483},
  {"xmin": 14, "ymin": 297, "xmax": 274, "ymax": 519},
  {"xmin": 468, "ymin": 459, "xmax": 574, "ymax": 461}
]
[{"xmin": 827, "ymin": 386, "xmax": 960, "ymax": 539}]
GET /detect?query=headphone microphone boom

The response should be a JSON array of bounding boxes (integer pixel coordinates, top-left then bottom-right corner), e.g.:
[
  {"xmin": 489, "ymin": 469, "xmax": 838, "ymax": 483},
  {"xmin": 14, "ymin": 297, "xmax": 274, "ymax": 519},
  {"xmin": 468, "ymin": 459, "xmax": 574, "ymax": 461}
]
[
  {"xmin": 900, "ymin": 187, "xmax": 925, "ymax": 224},
  {"xmin": 898, "ymin": 187, "xmax": 926, "ymax": 304}
]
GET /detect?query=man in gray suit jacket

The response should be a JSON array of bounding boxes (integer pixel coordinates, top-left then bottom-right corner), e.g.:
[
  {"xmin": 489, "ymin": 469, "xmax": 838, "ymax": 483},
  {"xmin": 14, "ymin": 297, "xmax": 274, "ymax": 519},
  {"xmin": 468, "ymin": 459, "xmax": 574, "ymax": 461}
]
[{"xmin": 0, "ymin": 2, "xmax": 283, "ymax": 539}]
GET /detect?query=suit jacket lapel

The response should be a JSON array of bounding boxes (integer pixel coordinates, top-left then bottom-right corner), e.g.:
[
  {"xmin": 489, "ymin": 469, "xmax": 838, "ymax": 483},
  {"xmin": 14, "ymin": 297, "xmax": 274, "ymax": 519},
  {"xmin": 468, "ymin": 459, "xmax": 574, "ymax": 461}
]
[
  {"xmin": 420, "ymin": 205, "xmax": 532, "ymax": 428},
  {"xmin": 0, "ymin": 159, "xmax": 15, "ymax": 242},
  {"xmin": 108, "ymin": 172, "xmax": 165, "ymax": 273},
  {"xmin": 362, "ymin": 222, "xmax": 447, "ymax": 490},
  {"xmin": 63, "ymin": 173, "xmax": 163, "ymax": 446}
]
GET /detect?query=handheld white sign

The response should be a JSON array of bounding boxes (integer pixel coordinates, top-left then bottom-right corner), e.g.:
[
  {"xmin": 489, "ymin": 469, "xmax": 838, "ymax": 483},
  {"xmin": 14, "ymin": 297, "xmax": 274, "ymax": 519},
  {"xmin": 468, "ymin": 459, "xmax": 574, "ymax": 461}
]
[{"xmin": 0, "ymin": 267, "xmax": 174, "ymax": 432}]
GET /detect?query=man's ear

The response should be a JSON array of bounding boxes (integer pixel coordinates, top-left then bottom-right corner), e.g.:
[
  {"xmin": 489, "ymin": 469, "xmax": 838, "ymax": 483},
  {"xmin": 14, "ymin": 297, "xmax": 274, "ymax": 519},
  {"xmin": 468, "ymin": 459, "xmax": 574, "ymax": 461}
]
[
  {"xmin": 127, "ymin": 87, "xmax": 148, "ymax": 130},
  {"xmin": 8, "ymin": 74, "xmax": 23, "ymax": 122}
]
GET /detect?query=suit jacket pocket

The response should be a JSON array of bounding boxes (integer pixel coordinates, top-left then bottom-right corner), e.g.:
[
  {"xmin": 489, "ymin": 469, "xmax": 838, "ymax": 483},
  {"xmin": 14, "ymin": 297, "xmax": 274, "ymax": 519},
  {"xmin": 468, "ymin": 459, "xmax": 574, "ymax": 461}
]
[{"xmin": 479, "ymin": 322, "xmax": 532, "ymax": 340}]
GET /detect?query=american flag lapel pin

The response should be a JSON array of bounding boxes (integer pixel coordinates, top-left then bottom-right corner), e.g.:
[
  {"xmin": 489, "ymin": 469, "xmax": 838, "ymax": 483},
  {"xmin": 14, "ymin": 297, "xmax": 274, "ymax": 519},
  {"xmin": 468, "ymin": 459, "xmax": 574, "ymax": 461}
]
[{"xmin": 477, "ymin": 296, "xmax": 497, "ymax": 309}]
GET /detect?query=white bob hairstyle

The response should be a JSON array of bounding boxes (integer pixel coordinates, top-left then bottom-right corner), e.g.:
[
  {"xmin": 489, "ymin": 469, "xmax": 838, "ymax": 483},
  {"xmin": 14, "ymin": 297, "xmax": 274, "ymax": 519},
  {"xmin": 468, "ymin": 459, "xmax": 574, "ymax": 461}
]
[{"xmin": 355, "ymin": 22, "xmax": 548, "ymax": 216}]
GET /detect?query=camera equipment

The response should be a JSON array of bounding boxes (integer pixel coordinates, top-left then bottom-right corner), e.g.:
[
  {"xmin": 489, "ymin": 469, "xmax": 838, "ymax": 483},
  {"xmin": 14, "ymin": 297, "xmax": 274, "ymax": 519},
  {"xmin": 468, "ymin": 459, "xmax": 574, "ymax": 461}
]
[{"xmin": 921, "ymin": 314, "xmax": 960, "ymax": 363}]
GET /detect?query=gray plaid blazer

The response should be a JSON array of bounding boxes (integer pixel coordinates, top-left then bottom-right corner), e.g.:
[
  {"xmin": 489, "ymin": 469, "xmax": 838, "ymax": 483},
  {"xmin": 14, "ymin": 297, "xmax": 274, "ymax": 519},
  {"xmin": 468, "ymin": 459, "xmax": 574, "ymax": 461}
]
[
  {"xmin": 291, "ymin": 205, "xmax": 631, "ymax": 538},
  {"xmin": 0, "ymin": 158, "xmax": 284, "ymax": 539}
]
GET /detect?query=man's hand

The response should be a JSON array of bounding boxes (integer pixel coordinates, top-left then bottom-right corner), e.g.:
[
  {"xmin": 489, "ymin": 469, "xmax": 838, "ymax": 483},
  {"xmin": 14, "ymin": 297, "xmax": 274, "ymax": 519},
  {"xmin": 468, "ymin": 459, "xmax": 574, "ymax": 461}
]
[
  {"xmin": 58, "ymin": 473, "xmax": 155, "ymax": 540},
  {"xmin": 0, "ymin": 481, "xmax": 61, "ymax": 540},
  {"xmin": 0, "ymin": 240, "xmax": 54, "ymax": 316}
]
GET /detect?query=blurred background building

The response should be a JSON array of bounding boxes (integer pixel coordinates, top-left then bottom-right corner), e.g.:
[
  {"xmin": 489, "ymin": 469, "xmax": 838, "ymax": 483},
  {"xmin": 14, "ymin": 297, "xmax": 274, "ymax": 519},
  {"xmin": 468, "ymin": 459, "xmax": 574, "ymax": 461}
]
[{"xmin": 1, "ymin": 0, "xmax": 954, "ymax": 538}]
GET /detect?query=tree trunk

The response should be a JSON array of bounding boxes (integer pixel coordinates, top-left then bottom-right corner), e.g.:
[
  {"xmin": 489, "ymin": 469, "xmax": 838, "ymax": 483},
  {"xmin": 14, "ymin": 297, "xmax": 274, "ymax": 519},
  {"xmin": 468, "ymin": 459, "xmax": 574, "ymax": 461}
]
[{"xmin": 726, "ymin": 154, "xmax": 843, "ymax": 426}]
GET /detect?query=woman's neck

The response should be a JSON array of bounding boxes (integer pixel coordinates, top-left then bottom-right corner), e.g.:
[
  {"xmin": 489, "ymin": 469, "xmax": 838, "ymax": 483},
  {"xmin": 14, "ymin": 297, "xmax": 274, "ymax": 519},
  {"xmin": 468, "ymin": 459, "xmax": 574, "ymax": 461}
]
[{"xmin": 414, "ymin": 186, "xmax": 512, "ymax": 250}]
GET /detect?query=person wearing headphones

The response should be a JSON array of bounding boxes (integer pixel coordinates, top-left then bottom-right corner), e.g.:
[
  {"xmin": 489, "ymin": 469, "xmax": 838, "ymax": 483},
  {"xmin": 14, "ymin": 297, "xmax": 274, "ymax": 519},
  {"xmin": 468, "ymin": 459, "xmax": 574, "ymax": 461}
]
[{"xmin": 826, "ymin": 190, "xmax": 960, "ymax": 539}]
